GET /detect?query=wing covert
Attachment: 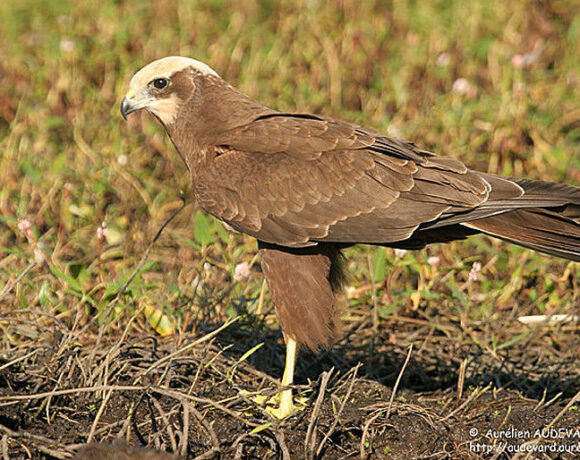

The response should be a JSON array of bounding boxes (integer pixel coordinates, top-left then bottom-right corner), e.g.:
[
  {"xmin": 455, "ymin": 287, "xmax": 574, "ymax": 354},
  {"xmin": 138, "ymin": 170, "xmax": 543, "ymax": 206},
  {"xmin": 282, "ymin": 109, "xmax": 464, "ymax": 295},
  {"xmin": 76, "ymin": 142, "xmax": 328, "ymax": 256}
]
[{"xmin": 197, "ymin": 115, "xmax": 493, "ymax": 246}]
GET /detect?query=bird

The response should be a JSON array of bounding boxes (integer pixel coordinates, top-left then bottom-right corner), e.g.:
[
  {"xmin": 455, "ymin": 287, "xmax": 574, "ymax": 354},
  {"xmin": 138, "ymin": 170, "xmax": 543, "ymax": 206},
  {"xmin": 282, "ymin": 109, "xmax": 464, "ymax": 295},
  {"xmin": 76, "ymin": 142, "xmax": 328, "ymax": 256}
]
[{"xmin": 121, "ymin": 56, "xmax": 580, "ymax": 418}]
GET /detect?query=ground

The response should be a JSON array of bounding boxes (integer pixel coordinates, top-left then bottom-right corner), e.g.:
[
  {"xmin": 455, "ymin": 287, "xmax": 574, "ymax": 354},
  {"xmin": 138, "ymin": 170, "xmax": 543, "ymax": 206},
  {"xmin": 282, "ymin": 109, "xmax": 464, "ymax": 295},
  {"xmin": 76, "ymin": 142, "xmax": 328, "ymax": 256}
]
[
  {"xmin": 0, "ymin": 1, "xmax": 579, "ymax": 459},
  {"xmin": 1, "ymin": 315, "xmax": 579, "ymax": 458}
]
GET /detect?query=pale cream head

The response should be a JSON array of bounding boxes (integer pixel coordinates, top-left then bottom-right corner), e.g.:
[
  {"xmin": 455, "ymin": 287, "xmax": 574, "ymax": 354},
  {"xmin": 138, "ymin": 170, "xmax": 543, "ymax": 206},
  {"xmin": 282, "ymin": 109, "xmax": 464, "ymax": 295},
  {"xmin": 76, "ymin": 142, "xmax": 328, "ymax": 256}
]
[{"xmin": 121, "ymin": 56, "xmax": 219, "ymax": 125}]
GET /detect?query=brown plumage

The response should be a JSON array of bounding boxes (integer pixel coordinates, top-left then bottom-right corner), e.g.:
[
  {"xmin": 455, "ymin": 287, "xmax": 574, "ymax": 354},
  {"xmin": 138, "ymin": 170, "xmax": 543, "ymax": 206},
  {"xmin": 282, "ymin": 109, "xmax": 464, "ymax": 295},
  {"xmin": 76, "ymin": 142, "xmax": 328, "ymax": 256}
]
[
  {"xmin": 259, "ymin": 242, "xmax": 345, "ymax": 350},
  {"xmin": 121, "ymin": 56, "xmax": 580, "ymax": 416}
]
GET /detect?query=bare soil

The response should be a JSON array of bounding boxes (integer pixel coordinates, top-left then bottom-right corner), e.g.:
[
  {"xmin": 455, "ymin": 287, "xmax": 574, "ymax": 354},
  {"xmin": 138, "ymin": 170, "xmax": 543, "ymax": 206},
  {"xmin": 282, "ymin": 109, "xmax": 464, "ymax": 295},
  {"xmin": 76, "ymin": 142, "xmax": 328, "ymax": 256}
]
[{"xmin": 1, "ymin": 313, "xmax": 579, "ymax": 459}]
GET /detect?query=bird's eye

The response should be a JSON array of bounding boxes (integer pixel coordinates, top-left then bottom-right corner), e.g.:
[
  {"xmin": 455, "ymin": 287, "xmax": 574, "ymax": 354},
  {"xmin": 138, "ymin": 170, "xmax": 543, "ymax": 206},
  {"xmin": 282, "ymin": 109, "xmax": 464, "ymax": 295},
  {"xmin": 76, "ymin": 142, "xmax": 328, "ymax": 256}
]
[{"xmin": 152, "ymin": 78, "xmax": 168, "ymax": 89}]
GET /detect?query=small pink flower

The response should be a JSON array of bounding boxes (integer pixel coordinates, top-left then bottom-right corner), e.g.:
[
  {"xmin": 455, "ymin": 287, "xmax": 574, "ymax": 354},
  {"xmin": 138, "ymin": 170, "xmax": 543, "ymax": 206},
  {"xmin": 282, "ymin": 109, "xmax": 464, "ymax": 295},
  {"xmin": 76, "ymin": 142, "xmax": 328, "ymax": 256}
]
[
  {"xmin": 436, "ymin": 52, "xmax": 451, "ymax": 67},
  {"xmin": 452, "ymin": 78, "xmax": 470, "ymax": 95},
  {"xmin": 97, "ymin": 222, "xmax": 108, "ymax": 241},
  {"xmin": 18, "ymin": 219, "xmax": 31, "ymax": 233},
  {"xmin": 512, "ymin": 52, "xmax": 539, "ymax": 69},
  {"xmin": 452, "ymin": 78, "xmax": 478, "ymax": 98},
  {"xmin": 468, "ymin": 261, "xmax": 482, "ymax": 282},
  {"xmin": 511, "ymin": 54, "xmax": 525, "ymax": 69},
  {"xmin": 394, "ymin": 248, "xmax": 407, "ymax": 258},
  {"xmin": 17, "ymin": 218, "xmax": 35, "ymax": 242},
  {"xmin": 427, "ymin": 256, "xmax": 441, "ymax": 267},
  {"xmin": 59, "ymin": 39, "xmax": 76, "ymax": 53},
  {"xmin": 34, "ymin": 247, "xmax": 44, "ymax": 265},
  {"xmin": 234, "ymin": 262, "xmax": 251, "ymax": 282}
]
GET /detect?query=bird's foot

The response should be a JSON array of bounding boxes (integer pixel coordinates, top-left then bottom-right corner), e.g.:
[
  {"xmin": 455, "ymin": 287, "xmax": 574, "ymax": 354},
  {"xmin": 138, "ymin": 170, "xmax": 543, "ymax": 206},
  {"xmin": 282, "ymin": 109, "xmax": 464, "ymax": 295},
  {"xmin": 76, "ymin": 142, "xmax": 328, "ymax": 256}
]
[
  {"xmin": 265, "ymin": 387, "xmax": 301, "ymax": 419},
  {"xmin": 247, "ymin": 388, "xmax": 306, "ymax": 419}
]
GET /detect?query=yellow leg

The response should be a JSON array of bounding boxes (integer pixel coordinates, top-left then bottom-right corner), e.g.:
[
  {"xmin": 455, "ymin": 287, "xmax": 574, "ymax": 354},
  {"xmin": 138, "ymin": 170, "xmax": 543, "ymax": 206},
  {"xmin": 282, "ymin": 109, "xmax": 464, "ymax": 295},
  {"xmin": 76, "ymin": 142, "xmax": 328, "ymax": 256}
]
[
  {"xmin": 267, "ymin": 337, "xmax": 298, "ymax": 419},
  {"xmin": 279, "ymin": 336, "xmax": 298, "ymax": 416}
]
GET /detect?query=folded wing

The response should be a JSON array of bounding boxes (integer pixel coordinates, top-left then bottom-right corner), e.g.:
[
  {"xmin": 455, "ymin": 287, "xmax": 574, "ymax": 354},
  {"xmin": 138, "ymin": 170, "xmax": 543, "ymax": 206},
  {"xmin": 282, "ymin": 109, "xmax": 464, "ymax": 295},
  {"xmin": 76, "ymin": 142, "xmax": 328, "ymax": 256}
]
[{"xmin": 196, "ymin": 114, "xmax": 580, "ymax": 260}]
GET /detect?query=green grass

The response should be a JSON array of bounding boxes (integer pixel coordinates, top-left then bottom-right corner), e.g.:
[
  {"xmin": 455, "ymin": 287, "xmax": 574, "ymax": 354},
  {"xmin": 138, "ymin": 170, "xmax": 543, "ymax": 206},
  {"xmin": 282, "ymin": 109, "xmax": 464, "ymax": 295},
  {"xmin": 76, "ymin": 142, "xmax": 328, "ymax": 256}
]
[{"xmin": 1, "ymin": 0, "xmax": 578, "ymax": 351}]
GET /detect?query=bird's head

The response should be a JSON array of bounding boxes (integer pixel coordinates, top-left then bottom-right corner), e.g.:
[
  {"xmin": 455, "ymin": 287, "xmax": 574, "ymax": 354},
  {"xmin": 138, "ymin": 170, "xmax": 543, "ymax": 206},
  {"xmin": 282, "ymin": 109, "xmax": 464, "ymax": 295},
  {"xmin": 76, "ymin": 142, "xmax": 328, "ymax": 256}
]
[{"xmin": 120, "ymin": 56, "xmax": 220, "ymax": 125}]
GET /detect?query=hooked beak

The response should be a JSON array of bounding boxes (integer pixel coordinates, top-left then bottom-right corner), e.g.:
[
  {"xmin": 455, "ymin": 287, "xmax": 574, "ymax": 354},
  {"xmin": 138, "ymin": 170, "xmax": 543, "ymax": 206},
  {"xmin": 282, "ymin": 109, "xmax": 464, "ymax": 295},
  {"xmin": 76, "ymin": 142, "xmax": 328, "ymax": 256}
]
[
  {"xmin": 121, "ymin": 87, "xmax": 146, "ymax": 120},
  {"xmin": 120, "ymin": 97, "xmax": 136, "ymax": 120}
]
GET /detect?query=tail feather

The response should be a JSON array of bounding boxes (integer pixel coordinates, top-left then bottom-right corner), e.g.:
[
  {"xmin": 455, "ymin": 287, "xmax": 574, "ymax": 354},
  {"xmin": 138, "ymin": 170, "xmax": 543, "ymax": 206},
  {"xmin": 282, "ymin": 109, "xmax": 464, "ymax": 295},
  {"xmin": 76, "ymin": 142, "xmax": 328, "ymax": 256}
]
[
  {"xmin": 463, "ymin": 178, "xmax": 580, "ymax": 261},
  {"xmin": 465, "ymin": 208, "xmax": 580, "ymax": 261}
]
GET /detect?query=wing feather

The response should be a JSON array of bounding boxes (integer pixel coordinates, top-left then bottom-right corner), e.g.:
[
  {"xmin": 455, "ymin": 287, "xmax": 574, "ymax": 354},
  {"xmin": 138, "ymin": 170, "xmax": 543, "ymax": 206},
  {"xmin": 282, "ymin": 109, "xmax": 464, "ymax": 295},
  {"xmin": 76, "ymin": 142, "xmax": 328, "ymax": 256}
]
[{"xmin": 195, "ymin": 114, "xmax": 545, "ymax": 247}]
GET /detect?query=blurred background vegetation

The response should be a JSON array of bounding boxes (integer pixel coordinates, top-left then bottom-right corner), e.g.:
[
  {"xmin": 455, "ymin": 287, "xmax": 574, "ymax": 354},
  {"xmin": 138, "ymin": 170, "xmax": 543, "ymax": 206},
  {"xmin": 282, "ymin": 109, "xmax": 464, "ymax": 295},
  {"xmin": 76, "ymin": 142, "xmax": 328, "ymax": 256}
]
[{"xmin": 0, "ymin": 0, "xmax": 578, "ymax": 351}]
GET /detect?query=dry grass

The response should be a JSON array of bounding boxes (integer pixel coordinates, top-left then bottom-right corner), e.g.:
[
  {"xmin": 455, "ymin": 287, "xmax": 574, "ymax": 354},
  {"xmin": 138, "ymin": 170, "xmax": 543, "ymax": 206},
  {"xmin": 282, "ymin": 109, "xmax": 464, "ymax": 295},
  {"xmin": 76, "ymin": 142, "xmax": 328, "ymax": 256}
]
[{"xmin": 0, "ymin": 0, "xmax": 579, "ymax": 458}]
